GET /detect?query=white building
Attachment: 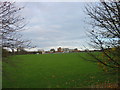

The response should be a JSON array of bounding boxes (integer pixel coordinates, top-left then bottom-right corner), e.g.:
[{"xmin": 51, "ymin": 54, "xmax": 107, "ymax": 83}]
[{"xmin": 62, "ymin": 48, "xmax": 69, "ymax": 53}]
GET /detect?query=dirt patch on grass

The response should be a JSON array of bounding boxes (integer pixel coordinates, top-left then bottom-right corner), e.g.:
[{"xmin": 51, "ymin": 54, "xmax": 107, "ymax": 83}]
[{"xmin": 90, "ymin": 83, "xmax": 119, "ymax": 88}]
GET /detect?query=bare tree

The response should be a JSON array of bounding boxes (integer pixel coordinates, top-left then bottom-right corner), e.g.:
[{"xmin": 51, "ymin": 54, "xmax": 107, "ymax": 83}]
[
  {"xmin": 85, "ymin": 0, "xmax": 120, "ymax": 71},
  {"xmin": 0, "ymin": 2, "xmax": 32, "ymax": 56}
]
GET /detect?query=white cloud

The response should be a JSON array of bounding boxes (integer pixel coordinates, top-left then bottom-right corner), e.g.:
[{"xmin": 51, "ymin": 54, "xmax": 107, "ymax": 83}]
[
  {"xmin": 16, "ymin": 2, "xmax": 93, "ymax": 51},
  {"xmin": 4, "ymin": 0, "xmax": 108, "ymax": 2},
  {"xmin": 49, "ymin": 25, "xmax": 62, "ymax": 29},
  {"xmin": 23, "ymin": 25, "xmax": 61, "ymax": 34}
]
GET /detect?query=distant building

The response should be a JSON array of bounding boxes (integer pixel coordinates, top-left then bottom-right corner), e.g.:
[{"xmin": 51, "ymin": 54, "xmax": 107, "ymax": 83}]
[
  {"xmin": 57, "ymin": 47, "xmax": 62, "ymax": 52},
  {"xmin": 73, "ymin": 48, "xmax": 80, "ymax": 52},
  {"xmin": 38, "ymin": 49, "xmax": 45, "ymax": 54},
  {"xmin": 57, "ymin": 47, "xmax": 80, "ymax": 53},
  {"xmin": 69, "ymin": 49, "xmax": 74, "ymax": 52},
  {"xmin": 62, "ymin": 48, "xmax": 69, "ymax": 53}
]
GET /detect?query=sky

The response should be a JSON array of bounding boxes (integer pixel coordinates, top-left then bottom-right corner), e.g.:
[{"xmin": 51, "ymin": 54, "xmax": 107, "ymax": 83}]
[{"xmin": 17, "ymin": 2, "xmax": 93, "ymax": 51}]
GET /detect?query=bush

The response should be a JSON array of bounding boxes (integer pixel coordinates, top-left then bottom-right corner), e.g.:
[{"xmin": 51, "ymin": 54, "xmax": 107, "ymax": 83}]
[
  {"xmin": 2, "ymin": 48, "xmax": 10, "ymax": 57},
  {"xmin": 98, "ymin": 47, "xmax": 120, "ymax": 73}
]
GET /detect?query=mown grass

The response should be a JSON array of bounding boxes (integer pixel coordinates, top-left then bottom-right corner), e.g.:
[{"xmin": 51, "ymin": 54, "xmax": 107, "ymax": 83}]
[{"xmin": 2, "ymin": 53, "xmax": 118, "ymax": 88}]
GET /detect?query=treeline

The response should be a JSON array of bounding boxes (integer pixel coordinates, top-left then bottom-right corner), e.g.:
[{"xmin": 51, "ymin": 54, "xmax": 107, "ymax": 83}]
[{"xmin": 2, "ymin": 48, "xmax": 44, "ymax": 57}]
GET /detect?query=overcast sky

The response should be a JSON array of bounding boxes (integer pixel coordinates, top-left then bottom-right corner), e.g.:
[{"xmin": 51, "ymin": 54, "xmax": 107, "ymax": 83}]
[{"xmin": 17, "ymin": 2, "xmax": 92, "ymax": 51}]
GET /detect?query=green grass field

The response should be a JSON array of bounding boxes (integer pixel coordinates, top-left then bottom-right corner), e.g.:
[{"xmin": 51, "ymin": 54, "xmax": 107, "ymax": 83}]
[{"xmin": 3, "ymin": 53, "xmax": 118, "ymax": 88}]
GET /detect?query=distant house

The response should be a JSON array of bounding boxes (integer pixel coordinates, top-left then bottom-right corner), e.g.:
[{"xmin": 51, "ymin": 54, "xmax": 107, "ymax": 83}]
[
  {"xmin": 73, "ymin": 48, "xmax": 80, "ymax": 52},
  {"xmin": 57, "ymin": 47, "xmax": 80, "ymax": 53},
  {"xmin": 57, "ymin": 47, "xmax": 69, "ymax": 53},
  {"xmin": 38, "ymin": 49, "xmax": 45, "ymax": 54},
  {"xmin": 41, "ymin": 51, "xmax": 45, "ymax": 54},
  {"xmin": 69, "ymin": 49, "xmax": 74, "ymax": 52},
  {"xmin": 57, "ymin": 47, "xmax": 62, "ymax": 52},
  {"xmin": 62, "ymin": 48, "xmax": 69, "ymax": 53}
]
